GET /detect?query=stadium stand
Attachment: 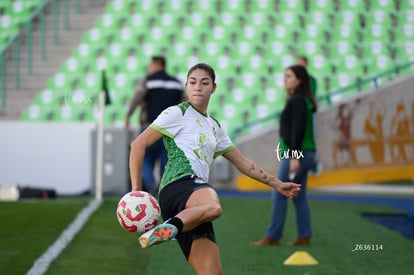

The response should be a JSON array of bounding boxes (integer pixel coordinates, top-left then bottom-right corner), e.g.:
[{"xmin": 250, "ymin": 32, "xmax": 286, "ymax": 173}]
[
  {"xmin": 0, "ymin": 0, "xmax": 45, "ymax": 48},
  {"xmin": 6, "ymin": 0, "xmax": 414, "ymax": 136}
]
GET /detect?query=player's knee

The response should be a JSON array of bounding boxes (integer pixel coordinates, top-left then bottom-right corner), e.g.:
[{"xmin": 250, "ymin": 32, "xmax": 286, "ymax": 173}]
[{"xmin": 208, "ymin": 202, "xmax": 222, "ymax": 220}]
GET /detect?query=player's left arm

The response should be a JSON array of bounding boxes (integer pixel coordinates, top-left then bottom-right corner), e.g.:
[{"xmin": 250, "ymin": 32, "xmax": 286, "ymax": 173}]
[{"xmin": 223, "ymin": 147, "xmax": 301, "ymax": 199}]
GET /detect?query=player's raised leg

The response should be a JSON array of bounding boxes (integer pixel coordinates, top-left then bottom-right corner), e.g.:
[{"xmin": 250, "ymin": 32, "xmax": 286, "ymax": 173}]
[{"xmin": 176, "ymin": 187, "xmax": 222, "ymax": 231}]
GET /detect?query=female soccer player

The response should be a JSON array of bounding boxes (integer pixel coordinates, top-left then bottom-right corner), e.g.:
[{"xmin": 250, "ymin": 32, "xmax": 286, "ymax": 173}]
[{"xmin": 129, "ymin": 63, "xmax": 301, "ymax": 275}]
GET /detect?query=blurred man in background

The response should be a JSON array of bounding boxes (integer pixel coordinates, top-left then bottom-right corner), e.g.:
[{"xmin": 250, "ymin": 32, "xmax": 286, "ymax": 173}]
[{"xmin": 125, "ymin": 56, "xmax": 186, "ymax": 194}]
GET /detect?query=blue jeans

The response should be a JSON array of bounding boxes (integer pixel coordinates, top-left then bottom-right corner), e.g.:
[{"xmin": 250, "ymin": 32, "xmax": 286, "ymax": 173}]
[
  {"xmin": 266, "ymin": 150, "xmax": 316, "ymax": 240},
  {"xmin": 141, "ymin": 129, "xmax": 168, "ymax": 191}
]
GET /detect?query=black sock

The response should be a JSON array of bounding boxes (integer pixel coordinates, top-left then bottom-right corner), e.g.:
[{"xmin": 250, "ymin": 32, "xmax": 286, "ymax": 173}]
[{"xmin": 166, "ymin": 217, "xmax": 183, "ymax": 234}]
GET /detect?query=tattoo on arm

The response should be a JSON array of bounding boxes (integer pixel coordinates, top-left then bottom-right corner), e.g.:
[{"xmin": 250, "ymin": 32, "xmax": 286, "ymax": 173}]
[
  {"xmin": 261, "ymin": 170, "xmax": 268, "ymax": 181},
  {"xmin": 248, "ymin": 163, "xmax": 255, "ymax": 173},
  {"xmin": 247, "ymin": 162, "xmax": 277, "ymax": 186}
]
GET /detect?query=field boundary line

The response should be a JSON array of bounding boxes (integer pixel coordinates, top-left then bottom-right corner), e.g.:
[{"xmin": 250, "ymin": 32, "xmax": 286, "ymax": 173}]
[{"xmin": 26, "ymin": 199, "xmax": 102, "ymax": 275}]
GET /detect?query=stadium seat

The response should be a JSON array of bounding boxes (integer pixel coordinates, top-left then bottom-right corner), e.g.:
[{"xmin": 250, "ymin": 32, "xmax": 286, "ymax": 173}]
[
  {"xmin": 308, "ymin": 0, "xmax": 335, "ymax": 12},
  {"xmin": 251, "ymin": 0, "xmax": 275, "ymax": 11},
  {"xmin": 16, "ymin": 0, "xmax": 410, "ymax": 136},
  {"xmin": 339, "ymin": 0, "xmax": 366, "ymax": 11},
  {"xmin": 278, "ymin": 0, "xmax": 305, "ymax": 12},
  {"xmin": 398, "ymin": 0, "xmax": 414, "ymax": 10},
  {"xmin": 20, "ymin": 104, "xmax": 51, "ymax": 121}
]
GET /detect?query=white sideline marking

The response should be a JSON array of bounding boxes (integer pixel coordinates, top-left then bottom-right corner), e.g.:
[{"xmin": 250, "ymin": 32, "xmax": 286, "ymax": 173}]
[{"xmin": 26, "ymin": 199, "xmax": 102, "ymax": 275}]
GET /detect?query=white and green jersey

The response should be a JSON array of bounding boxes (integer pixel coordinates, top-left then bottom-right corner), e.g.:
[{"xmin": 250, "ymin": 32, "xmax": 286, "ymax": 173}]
[{"xmin": 149, "ymin": 102, "xmax": 235, "ymax": 191}]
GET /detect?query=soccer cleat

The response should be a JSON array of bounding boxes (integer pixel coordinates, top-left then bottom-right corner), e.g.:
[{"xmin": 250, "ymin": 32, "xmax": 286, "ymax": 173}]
[{"xmin": 138, "ymin": 224, "xmax": 177, "ymax": 248}]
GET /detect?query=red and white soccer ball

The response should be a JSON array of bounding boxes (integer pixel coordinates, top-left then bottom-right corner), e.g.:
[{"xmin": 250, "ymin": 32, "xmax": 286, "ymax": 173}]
[{"xmin": 116, "ymin": 191, "xmax": 161, "ymax": 234}]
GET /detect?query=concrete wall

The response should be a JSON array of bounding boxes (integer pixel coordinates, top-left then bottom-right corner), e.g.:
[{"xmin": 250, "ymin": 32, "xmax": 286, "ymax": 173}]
[
  {"xmin": 0, "ymin": 122, "xmax": 143, "ymax": 195},
  {"xmin": 0, "ymin": 122, "xmax": 95, "ymax": 194},
  {"xmin": 317, "ymin": 74, "xmax": 414, "ymax": 170}
]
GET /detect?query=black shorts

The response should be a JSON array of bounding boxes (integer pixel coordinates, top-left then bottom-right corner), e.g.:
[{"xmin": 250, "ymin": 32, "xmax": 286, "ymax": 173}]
[{"xmin": 159, "ymin": 176, "xmax": 216, "ymax": 260}]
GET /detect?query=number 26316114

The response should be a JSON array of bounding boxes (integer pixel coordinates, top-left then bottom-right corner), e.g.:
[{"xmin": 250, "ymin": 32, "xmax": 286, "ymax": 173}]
[{"xmin": 352, "ymin": 244, "xmax": 383, "ymax": 251}]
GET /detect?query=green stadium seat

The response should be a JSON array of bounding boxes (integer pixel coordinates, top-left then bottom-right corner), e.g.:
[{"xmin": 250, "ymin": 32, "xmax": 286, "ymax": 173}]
[
  {"xmin": 367, "ymin": 40, "xmax": 389, "ymax": 56},
  {"xmin": 135, "ymin": 0, "xmax": 160, "ymax": 13},
  {"xmin": 262, "ymin": 86, "xmax": 279, "ymax": 104},
  {"xmin": 398, "ymin": 0, "xmax": 414, "ymax": 10},
  {"xmin": 224, "ymin": 86, "xmax": 250, "ymax": 108},
  {"xmin": 221, "ymin": 102, "xmax": 248, "ymax": 128},
  {"xmin": 372, "ymin": 54, "xmax": 394, "ymax": 71},
  {"xmin": 81, "ymin": 28, "xmax": 108, "ymax": 53},
  {"xmin": 331, "ymin": 21, "xmax": 361, "ymax": 42},
  {"xmin": 104, "ymin": 41, "xmax": 127, "ymax": 67},
  {"xmin": 110, "ymin": 0, "xmax": 140, "ymax": 20},
  {"xmin": 308, "ymin": 11, "xmax": 330, "ymax": 26},
  {"xmin": 33, "ymin": 88, "xmax": 62, "ymax": 109},
  {"xmin": 268, "ymin": 71, "xmax": 286, "ymax": 91},
  {"xmin": 369, "ymin": 9, "xmax": 393, "ymax": 25},
  {"xmin": 129, "ymin": 12, "xmax": 150, "ymax": 29},
  {"xmin": 339, "ymin": 0, "xmax": 366, "ymax": 11},
  {"xmin": 252, "ymin": 11, "xmax": 269, "ymax": 27},
  {"xmin": 195, "ymin": 0, "xmax": 217, "ymax": 13},
  {"xmin": 215, "ymin": 12, "xmax": 237, "ymax": 27},
  {"xmin": 279, "ymin": 11, "xmax": 300, "ymax": 28},
  {"xmin": 47, "ymin": 72, "xmax": 71, "ymax": 92},
  {"xmin": 336, "ymin": 10, "xmax": 359, "ymax": 25},
  {"xmin": 278, "ymin": 0, "xmax": 305, "ymax": 12},
  {"xmin": 303, "ymin": 23, "xmax": 326, "ymax": 41},
  {"xmin": 21, "ymin": 104, "xmax": 51, "ymax": 121},
  {"xmin": 79, "ymin": 72, "xmax": 101, "ymax": 95},
  {"xmin": 0, "ymin": 14, "xmax": 19, "ymax": 42},
  {"xmin": 370, "ymin": 0, "xmax": 395, "ymax": 10},
  {"xmin": 311, "ymin": 54, "xmax": 332, "ymax": 75},
  {"xmin": 53, "ymin": 104, "xmax": 81, "ymax": 122},
  {"xmin": 110, "ymin": 72, "xmax": 135, "ymax": 96},
  {"xmin": 251, "ymin": 0, "xmax": 275, "ymax": 11},
  {"xmin": 329, "ymin": 40, "xmax": 355, "ymax": 59},
  {"xmin": 19, "ymin": 0, "xmax": 409, "ymax": 135},
  {"xmin": 222, "ymin": 0, "xmax": 245, "ymax": 13},
  {"xmin": 337, "ymin": 55, "xmax": 364, "ymax": 76},
  {"xmin": 0, "ymin": 1, "xmax": 10, "ymax": 10},
  {"xmin": 365, "ymin": 24, "xmax": 390, "ymax": 42},
  {"xmin": 308, "ymin": 0, "xmax": 335, "ymax": 12},
  {"xmin": 25, "ymin": 0, "xmax": 45, "ymax": 11},
  {"xmin": 267, "ymin": 25, "xmax": 295, "ymax": 43},
  {"xmin": 394, "ymin": 23, "xmax": 414, "ymax": 41}
]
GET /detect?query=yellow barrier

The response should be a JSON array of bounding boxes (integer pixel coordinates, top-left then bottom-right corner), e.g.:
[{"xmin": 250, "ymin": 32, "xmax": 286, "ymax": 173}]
[{"xmin": 236, "ymin": 163, "xmax": 414, "ymax": 191}]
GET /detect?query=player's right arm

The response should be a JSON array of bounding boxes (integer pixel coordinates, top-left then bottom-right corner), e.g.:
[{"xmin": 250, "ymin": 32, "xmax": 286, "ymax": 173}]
[
  {"xmin": 223, "ymin": 147, "xmax": 301, "ymax": 199},
  {"xmin": 129, "ymin": 127, "xmax": 163, "ymax": 191}
]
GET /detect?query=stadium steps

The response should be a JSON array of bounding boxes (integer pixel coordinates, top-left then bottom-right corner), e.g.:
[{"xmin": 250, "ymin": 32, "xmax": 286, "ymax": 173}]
[{"xmin": 0, "ymin": 0, "xmax": 110, "ymax": 120}]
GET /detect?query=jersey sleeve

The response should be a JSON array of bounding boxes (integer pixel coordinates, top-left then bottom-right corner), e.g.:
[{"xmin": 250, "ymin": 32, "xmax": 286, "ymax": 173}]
[
  {"xmin": 213, "ymin": 122, "xmax": 235, "ymax": 158},
  {"xmin": 149, "ymin": 106, "xmax": 183, "ymax": 138}
]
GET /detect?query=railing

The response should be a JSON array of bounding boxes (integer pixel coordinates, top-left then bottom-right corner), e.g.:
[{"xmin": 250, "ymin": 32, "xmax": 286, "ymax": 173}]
[
  {"xmin": 231, "ymin": 60, "xmax": 414, "ymax": 140},
  {"xmin": 0, "ymin": 0, "xmax": 82, "ymax": 109}
]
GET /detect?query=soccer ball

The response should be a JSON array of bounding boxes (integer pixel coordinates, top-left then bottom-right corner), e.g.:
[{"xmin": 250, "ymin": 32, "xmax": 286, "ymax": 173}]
[{"xmin": 116, "ymin": 191, "xmax": 161, "ymax": 234}]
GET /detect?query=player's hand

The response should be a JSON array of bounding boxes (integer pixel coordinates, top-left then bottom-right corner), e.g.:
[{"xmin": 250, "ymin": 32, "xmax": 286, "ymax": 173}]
[{"xmin": 276, "ymin": 181, "xmax": 301, "ymax": 199}]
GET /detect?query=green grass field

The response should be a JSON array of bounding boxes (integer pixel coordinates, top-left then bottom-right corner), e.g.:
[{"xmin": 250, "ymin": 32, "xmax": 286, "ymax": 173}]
[{"xmin": 1, "ymin": 195, "xmax": 413, "ymax": 275}]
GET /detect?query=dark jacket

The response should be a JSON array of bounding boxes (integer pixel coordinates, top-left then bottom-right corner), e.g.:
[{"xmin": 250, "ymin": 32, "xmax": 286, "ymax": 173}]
[{"xmin": 279, "ymin": 92, "xmax": 316, "ymax": 151}]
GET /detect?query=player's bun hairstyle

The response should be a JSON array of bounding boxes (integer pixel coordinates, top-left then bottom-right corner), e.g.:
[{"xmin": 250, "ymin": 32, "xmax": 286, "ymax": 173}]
[
  {"xmin": 186, "ymin": 63, "xmax": 216, "ymax": 83},
  {"xmin": 286, "ymin": 64, "xmax": 317, "ymax": 112}
]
